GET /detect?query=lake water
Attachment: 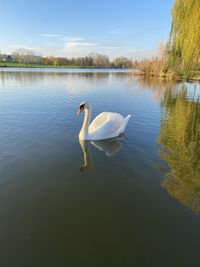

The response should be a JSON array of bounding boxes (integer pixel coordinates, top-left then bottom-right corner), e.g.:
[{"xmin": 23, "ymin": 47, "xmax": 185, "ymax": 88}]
[{"xmin": 0, "ymin": 69, "xmax": 200, "ymax": 267}]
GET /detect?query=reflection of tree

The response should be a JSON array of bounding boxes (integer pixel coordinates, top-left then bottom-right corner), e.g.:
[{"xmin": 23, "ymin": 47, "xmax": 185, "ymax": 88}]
[
  {"xmin": 0, "ymin": 72, "xmax": 111, "ymax": 87},
  {"xmin": 135, "ymin": 77, "xmax": 176, "ymax": 101},
  {"xmin": 123, "ymin": 76, "xmax": 177, "ymax": 102},
  {"xmin": 158, "ymin": 86, "xmax": 200, "ymax": 213}
]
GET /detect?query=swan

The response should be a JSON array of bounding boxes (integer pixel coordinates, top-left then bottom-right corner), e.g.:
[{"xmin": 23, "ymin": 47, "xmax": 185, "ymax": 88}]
[{"xmin": 77, "ymin": 101, "xmax": 131, "ymax": 140}]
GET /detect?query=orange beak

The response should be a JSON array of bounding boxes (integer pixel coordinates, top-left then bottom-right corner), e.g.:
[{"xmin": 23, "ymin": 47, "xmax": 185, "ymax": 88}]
[{"xmin": 77, "ymin": 107, "xmax": 84, "ymax": 114}]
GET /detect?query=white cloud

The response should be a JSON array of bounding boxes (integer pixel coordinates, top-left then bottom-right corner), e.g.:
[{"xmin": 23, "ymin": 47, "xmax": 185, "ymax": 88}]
[
  {"xmin": 64, "ymin": 41, "xmax": 98, "ymax": 49},
  {"xmin": 62, "ymin": 36, "xmax": 84, "ymax": 42},
  {"xmin": 62, "ymin": 37, "xmax": 99, "ymax": 57},
  {"xmin": 61, "ymin": 38, "xmax": 140, "ymax": 59},
  {"xmin": 60, "ymin": 35, "xmax": 124, "ymax": 57},
  {"xmin": 60, "ymin": 35, "xmax": 141, "ymax": 59},
  {"xmin": 40, "ymin": 33, "xmax": 63, "ymax": 38}
]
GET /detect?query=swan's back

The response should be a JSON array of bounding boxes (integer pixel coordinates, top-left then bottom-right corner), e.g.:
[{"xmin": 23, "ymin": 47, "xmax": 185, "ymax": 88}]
[{"xmin": 88, "ymin": 112, "xmax": 129, "ymax": 140}]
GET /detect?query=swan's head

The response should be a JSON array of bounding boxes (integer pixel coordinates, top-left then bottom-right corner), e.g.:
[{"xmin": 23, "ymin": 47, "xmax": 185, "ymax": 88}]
[{"xmin": 77, "ymin": 101, "xmax": 90, "ymax": 114}]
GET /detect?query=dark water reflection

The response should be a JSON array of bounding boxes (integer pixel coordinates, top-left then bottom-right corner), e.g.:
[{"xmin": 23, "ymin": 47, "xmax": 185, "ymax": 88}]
[{"xmin": 0, "ymin": 71, "xmax": 200, "ymax": 267}]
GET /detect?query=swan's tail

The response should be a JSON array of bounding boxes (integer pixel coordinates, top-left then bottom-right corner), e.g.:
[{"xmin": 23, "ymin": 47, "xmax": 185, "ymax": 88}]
[{"xmin": 119, "ymin": 114, "xmax": 131, "ymax": 134}]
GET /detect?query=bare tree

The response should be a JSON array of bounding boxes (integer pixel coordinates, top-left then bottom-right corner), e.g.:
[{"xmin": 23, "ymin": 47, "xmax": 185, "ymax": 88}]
[
  {"xmin": 112, "ymin": 57, "xmax": 133, "ymax": 68},
  {"xmin": 12, "ymin": 49, "xmax": 42, "ymax": 64},
  {"xmin": 89, "ymin": 53, "xmax": 110, "ymax": 68}
]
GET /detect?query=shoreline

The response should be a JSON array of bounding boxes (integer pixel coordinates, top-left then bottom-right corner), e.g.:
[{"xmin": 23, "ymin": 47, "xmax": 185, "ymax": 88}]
[
  {"xmin": 127, "ymin": 70, "xmax": 200, "ymax": 83},
  {"xmin": 0, "ymin": 63, "xmax": 125, "ymax": 70},
  {"xmin": 0, "ymin": 65, "xmax": 199, "ymax": 83},
  {"xmin": 0, "ymin": 66, "xmax": 129, "ymax": 74}
]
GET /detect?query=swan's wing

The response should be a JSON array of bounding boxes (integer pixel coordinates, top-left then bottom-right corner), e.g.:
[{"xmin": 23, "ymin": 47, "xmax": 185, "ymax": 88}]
[
  {"xmin": 89, "ymin": 112, "xmax": 124, "ymax": 140},
  {"xmin": 89, "ymin": 112, "xmax": 110, "ymax": 133}
]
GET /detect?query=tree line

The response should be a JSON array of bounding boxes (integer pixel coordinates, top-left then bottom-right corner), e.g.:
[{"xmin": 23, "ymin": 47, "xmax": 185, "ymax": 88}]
[{"xmin": 0, "ymin": 49, "xmax": 133, "ymax": 68}]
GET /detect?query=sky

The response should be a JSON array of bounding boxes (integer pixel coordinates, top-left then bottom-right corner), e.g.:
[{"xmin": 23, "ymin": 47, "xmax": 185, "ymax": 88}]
[{"xmin": 0, "ymin": 0, "xmax": 174, "ymax": 59}]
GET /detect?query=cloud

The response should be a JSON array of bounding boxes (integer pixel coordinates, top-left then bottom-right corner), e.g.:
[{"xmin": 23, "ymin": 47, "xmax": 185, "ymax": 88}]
[
  {"xmin": 65, "ymin": 38, "xmax": 146, "ymax": 59},
  {"xmin": 40, "ymin": 33, "xmax": 63, "ymax": 38},
  {"xmin": 61, "ymin": 37, "xmax": 139, "ymax": 59},
  {"xmin": 60, "ymin": 35, "xmax": 124, "ymax": 57},
  {"xmin": 0, "ymin": 35, "xmax": 150, "ymax": 59},
  {"xmin": 62, "ymin": 36, "xmax": 84, "ymax": 42},
  {"xmin": 62, "ymin": 37, "xmax": 100, "ymax": 57},
  {"xmin": 64, "ymin": 41, "xmax": 98, "ymax": 49}
]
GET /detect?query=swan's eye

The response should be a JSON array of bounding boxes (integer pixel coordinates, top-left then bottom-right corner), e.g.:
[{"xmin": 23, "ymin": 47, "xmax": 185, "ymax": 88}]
[{"xmin": 79, "ymin": 104, "xmax": 85, "ymax": 109}]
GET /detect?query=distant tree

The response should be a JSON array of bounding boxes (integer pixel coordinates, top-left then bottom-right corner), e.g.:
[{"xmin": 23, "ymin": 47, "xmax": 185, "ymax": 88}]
[
  {"xmin": 89, "ymin": 53, "xmax": 110, "ymax": 68},
  {"xmin": 12, "ymin": 49, "xmax": 39, "ymax": 64},
  {"xmin": 53, "ymin": 58, "xmax": 61, "ymax": 67},
  {"xmin": 42, "ymin": 57, "xmax": 49, "ymax": 65},
  {"xmin": 85, "ymin": 56, "xmax": 93, "ymax": 67},
  {"xmin": 112, "ymin": 57, "xmax": 133, "ymax": 68},
  {"xmin": 0, "ymin": 51, "xmax": 3, "ymax": 61}
]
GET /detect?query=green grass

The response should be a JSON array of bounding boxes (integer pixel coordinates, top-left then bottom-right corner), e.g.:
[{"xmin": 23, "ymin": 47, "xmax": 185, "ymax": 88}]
[{"xmin": 0, "ymin": 62, "xmax": 96, "ymax": 68}]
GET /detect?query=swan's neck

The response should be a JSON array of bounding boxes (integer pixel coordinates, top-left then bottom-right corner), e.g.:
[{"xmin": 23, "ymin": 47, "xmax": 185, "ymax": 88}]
[{"xmin": 79, "ymin": 106, "xmax": 91, "ymax": 140}]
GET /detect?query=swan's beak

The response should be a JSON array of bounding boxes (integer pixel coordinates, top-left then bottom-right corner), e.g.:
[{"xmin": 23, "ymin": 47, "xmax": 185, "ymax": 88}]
[{"xmin": 77, "ymin": 107, "xmax": 84, "ymax": 114}]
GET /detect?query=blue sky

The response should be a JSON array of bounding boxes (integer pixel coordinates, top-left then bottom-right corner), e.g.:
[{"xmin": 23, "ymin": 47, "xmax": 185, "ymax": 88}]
[{"xmin": 0, "ymin": 0, "xmax": 174, "ymax": 58}]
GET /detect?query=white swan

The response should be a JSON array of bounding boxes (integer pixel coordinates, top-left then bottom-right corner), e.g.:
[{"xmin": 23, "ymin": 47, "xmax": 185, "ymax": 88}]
[{"xmin": 78, "ymin": 101, "xmax": 131, "ymax": 140}]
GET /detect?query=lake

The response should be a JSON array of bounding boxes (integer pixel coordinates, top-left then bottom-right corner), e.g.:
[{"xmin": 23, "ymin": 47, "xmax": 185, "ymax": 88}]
[{"xmin": 0, "ymin": 69, "xmax": 200, "ymax": 267}]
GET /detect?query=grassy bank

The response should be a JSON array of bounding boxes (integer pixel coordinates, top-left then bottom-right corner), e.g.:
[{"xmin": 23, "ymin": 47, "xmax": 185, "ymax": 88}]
[
  {"xmin": 0, "ymin": 62, "xmax": 97, "ymax": 68},
  {"xmin": 130, "ymin": 69, "xmax": 200, "ymax": 83}
]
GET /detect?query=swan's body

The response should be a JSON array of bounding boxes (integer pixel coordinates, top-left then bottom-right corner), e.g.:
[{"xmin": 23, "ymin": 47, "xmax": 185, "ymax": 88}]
[{"xmin": 78, "ymin": 101, "xmax": 131, "ymax": 141}]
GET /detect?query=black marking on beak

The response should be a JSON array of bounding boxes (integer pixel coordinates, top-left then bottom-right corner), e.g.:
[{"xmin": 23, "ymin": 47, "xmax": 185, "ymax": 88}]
[
  {"xmin": 79, "ymin": 103, "xmax": 85, "ymax": 109},
  {"xmin": 77, "ymin": 103, "xmax": 85, "ymax": 114}
]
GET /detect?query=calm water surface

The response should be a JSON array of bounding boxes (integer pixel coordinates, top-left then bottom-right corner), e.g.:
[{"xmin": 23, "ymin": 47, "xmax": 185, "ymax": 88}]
[{"xmin": 0, "ymin": 70, "xmax": 200, "ymax": 267}]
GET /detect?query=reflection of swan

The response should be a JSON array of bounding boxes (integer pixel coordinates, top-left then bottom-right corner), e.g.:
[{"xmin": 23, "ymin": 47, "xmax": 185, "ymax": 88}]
[
  {"xmin": 78, "ymin": 101, "xmax": 131, "ymax": 140},
  {"xmin": 91, "ymin": 137, "xmax": 123, "ymax": 156},
  {"xmin": 79, "ymin": 137, "xmax": 123, "ymax": 171},
  {"xmin": 79, "ymin": 140, "xmax": 93, "ymax": 172}
]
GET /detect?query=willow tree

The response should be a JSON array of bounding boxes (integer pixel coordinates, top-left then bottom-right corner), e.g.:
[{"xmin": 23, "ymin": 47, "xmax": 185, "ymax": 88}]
[{"xmin": 168, "ymin": 0, "xmax": 200, "ymax": 74}]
